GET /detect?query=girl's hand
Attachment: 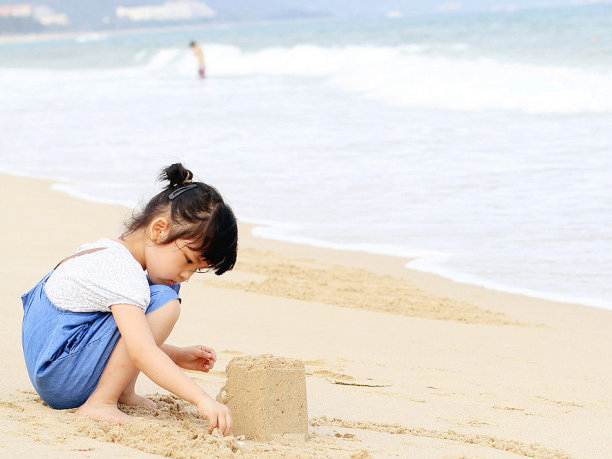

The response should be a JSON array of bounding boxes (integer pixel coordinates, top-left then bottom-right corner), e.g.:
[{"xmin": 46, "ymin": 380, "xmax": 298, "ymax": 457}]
[
  {"xmin": 197, "ymin": 395, "xmax": 232, "ymax": 435},
  {"xmin": 176, "ymin": 345, "xmax": 217, "ymax": 372}
]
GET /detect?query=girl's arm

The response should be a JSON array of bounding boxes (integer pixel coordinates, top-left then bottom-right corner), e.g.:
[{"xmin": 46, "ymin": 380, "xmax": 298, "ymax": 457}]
[
  {"xmin": 161, "ymin": 343, "xmax": 181, "ymax": 362},
  {"xmin": 110, "ymin": 304, "xmax": 231, "ymax": 434}
]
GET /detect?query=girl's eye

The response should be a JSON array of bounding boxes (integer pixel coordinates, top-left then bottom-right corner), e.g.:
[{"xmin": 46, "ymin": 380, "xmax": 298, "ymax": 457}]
[{"xmin": 185, "ymin": 256, "xmax": 193, "ymax": 264}]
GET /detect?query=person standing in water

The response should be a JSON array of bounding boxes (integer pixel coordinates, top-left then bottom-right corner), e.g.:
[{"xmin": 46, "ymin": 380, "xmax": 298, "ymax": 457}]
[{"xmin": 190, "ymin": 41, "xmax": 205, "ymax": 79}]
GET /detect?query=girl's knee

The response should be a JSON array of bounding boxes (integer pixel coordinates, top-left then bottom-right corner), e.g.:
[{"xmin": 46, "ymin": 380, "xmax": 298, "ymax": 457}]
[
  {"xmin": 147, "ymin": 299, "xmax": 180, "ymax": 344},
  {"xmin": 142, "ymin": 285, "xmax": 181, "ymax": 345},
  {"xmin": 157, "ymin": 298, "xmax": 180, "ymax": 325}
]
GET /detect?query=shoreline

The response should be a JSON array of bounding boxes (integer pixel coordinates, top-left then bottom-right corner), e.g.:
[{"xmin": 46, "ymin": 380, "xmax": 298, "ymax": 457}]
[
  {"xmin": 250, "ymin": 223, "xmax": 612, "ymax": 312},
  {"xmin": 3, "ymin": 169, "xmax": 608, "ymax": 315},
  {"xmin": 2, "ymin": 172, "xmax": 612, "ymax": 457},
  {"xmin": 5, "ymin": 171, "xmax": 607, "ymax": 340},
  {"xmin": 0, "ymin": 23, "xmax": 216, "ymax": 45},
  {"xmin": 0, "ymin": 17, "xmax": 332, "ymax": 46}
]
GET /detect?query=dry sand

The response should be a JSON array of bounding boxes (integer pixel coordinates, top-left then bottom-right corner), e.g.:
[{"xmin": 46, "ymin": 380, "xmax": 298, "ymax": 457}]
[{"xmin": 1, "ymin": 173, "xmax": 611, "ymax": 458}]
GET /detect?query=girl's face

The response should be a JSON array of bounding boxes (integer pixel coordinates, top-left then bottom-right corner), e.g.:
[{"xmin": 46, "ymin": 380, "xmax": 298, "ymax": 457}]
[{"xmin": 145, "ymin": 238, "xmax": 210, "ymax": 286}]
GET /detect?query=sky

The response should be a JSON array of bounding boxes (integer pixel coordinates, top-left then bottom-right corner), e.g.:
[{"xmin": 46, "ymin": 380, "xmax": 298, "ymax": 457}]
[
  {"xmin": 0, "ymin": 0, "xmax": 598, "ymax": 15},
  {"xmin": 274, "ymin": 0, "xmax": 598, "ymax": 15}
]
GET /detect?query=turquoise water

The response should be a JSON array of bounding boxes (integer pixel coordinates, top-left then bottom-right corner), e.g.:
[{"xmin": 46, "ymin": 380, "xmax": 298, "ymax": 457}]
[
  {"xmin": 2, "ymin": 5, "xmax": 612, "ymax": 309},
  {"xmin": 4, "ymin": 6, "xmax": 612, "ymax": 69}
]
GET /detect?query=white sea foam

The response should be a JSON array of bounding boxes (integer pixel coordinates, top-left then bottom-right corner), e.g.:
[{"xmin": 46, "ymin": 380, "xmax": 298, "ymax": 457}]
[
  {"xmin": 51, "ymin": 183, "xmax": 137, "ymax": 209},
  {"xmin": 75, "ymin": 33, "xmax": 108, "ymax": 44},
  {"xmin": 138, "ymin": 43, "xmax": 612, "ymax": 113},
  {"xmin": 405, "ymin": 256, "xmax": 612, "ymax": 310},
  {"xmin": 251, "ymin": 224, "xmax": 442, "ymax": 260}
]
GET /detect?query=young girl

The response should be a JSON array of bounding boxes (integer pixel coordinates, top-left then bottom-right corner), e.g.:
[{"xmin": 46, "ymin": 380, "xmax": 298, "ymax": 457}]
[{"xmin": 21, "ymin": 163, "xmax": 236, "ymax": 435}]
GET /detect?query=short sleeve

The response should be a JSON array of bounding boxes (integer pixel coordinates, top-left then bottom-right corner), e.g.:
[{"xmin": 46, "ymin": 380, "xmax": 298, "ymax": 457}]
[
  {"xmin": 94, "ymin": 260, "xmax": 150, "ymax": 310},
  {"xmin": 45, "ymin": 242, "xmax": 150, "ymax": 313}
]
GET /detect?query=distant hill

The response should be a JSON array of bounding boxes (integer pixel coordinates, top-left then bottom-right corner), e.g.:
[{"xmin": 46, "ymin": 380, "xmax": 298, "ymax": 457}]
[
  {"xmin": 0, "ymin": 0, "xmax": 578, "ymax": 35},
  {"xmin": 0, "ymin": 0, "xmax": 331, "ymax": 35}
]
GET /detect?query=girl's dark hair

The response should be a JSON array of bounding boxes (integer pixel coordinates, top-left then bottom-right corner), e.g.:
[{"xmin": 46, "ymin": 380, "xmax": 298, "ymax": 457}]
[{"xmin": 122, "ymin": 163, "xmax": 237, "ymax": 275}]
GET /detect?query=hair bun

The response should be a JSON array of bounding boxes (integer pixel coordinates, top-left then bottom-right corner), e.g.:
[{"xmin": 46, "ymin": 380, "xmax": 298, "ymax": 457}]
[{"xmin": 159, "ymin": 163, "xmax": 194, "ymax": 188}]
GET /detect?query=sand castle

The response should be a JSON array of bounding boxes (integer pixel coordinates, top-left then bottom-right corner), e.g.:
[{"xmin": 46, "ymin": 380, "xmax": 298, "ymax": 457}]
[{"xmin": 217, "ymin": 354, "xmax": 308, "ymax": 441}]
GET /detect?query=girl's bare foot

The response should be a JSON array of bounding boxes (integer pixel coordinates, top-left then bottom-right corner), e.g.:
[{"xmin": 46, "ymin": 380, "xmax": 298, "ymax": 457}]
[
  {"xmin": 118, "ymin": 392, "xmax": 157, "ymax": 408},
  {"xmin": 76, "ymin": 401, "xmax": 131, "ymax": 424}
]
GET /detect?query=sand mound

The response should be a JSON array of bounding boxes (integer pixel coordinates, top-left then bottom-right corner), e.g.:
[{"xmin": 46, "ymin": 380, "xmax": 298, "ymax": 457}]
[{"xmin": 217, "ymin": 354, "xmax": 308, "ymax": 441}]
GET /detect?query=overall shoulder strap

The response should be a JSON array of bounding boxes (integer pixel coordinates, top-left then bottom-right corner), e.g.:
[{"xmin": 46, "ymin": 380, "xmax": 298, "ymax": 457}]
[{"xmin": 54, "ymin": 247, "xmax": 107, "ymax": 270}]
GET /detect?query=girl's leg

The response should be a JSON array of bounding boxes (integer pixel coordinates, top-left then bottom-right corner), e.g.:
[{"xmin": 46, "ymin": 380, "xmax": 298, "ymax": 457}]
[
  {"xmin": 118, "ymin": 375, "xmax": 149, "ymax": 407},
  {"xmin": 75, "ymin": 299, "xmax": 180, "ymax": 423}
]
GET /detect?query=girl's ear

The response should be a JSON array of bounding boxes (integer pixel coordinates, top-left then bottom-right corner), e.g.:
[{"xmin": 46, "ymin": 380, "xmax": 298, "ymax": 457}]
[{"xmin": 149, "ymin": 216, "xmax": 170, "ymax": 243}]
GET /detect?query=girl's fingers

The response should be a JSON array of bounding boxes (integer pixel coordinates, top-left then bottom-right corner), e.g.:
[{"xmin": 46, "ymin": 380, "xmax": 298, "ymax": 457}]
[
  {"xmin": 201, "ymin": 346, "xmax": 217, "ymax": 360},
  {"xmin": 218, "ymin": 414, "xmax": 227, "ymax": 436},
  {"xmin": 199, "ymin": 347, "xmax": 212, "ymax": 357},
  {"xmin": 208, "ymin": 414, "xmax": 218, "ymax": 433}
]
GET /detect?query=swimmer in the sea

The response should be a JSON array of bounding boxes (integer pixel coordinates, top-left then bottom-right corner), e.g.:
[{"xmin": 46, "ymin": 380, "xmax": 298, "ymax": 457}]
[{"xmin": 189, "ymin": 41, "xmax": 205, "ymax": 79}]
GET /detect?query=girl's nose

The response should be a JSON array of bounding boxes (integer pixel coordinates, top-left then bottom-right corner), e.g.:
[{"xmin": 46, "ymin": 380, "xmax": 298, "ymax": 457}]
[{"xmin": 180, "ymin": 270, "xmax": 194, "ymax": 282}]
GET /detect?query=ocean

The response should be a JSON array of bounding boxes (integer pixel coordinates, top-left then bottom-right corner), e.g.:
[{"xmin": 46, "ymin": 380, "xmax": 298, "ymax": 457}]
[{"xmin": 1, "ymin": 5, "xmax": 612, "ymax": 310}]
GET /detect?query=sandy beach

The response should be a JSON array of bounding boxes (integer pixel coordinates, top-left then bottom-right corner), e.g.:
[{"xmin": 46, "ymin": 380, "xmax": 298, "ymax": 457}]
[{"xmin": 1, "ymin": 172, "xmax": 611, "ymax": 458}]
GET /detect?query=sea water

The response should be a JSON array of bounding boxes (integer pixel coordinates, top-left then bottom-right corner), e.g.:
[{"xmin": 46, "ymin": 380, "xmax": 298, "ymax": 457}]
[{"xmin": 1, "ymin": 5, "xmax": 612, "ymax": 310}]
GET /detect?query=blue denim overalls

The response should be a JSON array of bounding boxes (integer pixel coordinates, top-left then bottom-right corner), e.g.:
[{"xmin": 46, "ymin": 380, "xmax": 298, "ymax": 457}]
[{"xmin": 21, "ymin": 266, "xmax": 180, "ymax": 409}]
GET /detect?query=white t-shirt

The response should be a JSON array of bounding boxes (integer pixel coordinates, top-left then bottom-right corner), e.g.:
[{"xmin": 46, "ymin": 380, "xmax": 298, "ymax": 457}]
[{"xmin": 45, "ymin": 238, "xmax": 150, "ymax": 313}]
